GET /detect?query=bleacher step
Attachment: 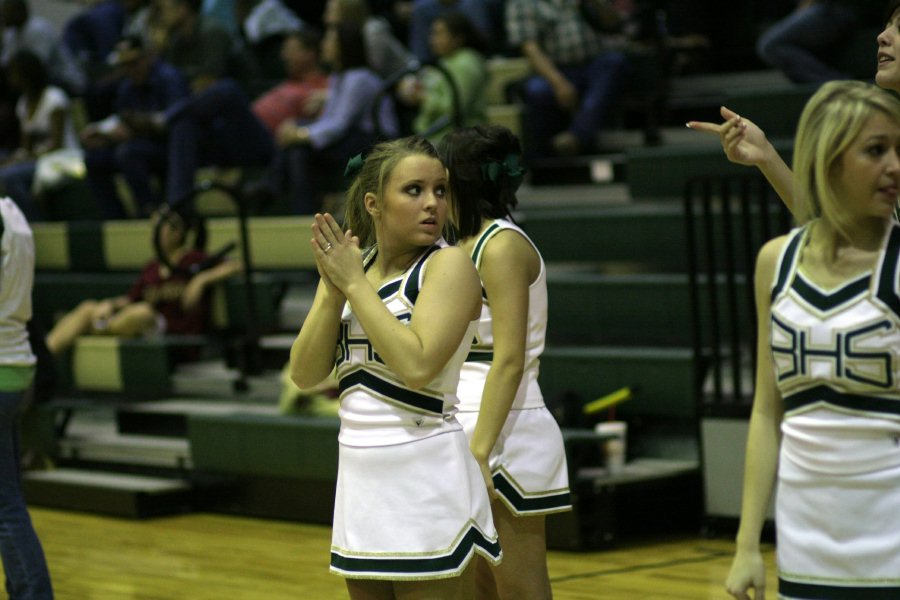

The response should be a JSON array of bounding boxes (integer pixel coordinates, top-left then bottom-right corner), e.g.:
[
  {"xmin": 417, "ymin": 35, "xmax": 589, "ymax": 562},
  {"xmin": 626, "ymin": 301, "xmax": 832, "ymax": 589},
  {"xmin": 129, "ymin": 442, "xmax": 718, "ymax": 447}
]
[
  {"xmin": 24, "ymin": 468, "xmax": 195, "ymax": 518},
  {"xmin": 521, "ymin": 202, "xmax": 686, "ymax": 271},
  {"xmin": 58, "ymin": 433, "xmax": 192, "ymax": 469},
  {"xmin": 116, "ymin": 397, "xmax": 280, "ymax": 437}
]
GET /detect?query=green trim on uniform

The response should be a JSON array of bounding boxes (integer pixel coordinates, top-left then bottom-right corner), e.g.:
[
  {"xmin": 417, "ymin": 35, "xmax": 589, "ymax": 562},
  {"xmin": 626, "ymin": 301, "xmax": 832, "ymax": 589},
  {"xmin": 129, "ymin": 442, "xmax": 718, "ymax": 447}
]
[
  {"xmin": 771, "ymin": 228, "xmax": 805, "ymax": 302},
  {"xmin": 779, "ymin": 577, "xmax": 900, "ymax": 599},
  {"xmin": 876, "ymin": 225, "xmax": 900, "ymax": 318},
  {"xmin": 792, "ymin": 272, "xmax": 869, "ymax": 313},
  {"xmin": 493, "ymin": 470, "xmax": 572, "ymax": 515},
  {"xmin": 339, "ymin": 369, "xmax": 444, "ymax": 415},
  {"xmin": 471, "ymin": 222, "xmax": 502, "ymax": 301},
  {"xmin": 470, "ymin": 222, "xmax": 501, "ymax": 270},
  {"xmin": 784, "ymin": 385, "xmax": 899, "ymax": 417},
  {"xmin": 330, "ymin": 525, "xmax": 501, "ymax": 577}
]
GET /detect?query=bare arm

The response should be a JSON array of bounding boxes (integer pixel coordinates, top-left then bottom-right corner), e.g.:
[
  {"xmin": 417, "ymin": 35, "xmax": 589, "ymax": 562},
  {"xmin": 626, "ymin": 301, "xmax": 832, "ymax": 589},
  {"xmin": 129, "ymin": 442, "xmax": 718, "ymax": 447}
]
[
  {"xmin": 180, "ymin": 259, "xmax": 243, "ymax": 312},
  {"xmin": 725, "ymin": 235, "xmax": 787, "ymax": 600},
  {"xmin": 521, "ymin": 40, "xmax": 577, "ymax": 111},
  {"xmin": 289, "ymin": 277, "xmax": 346, "ymax": 390},
  {"xmin": 687, "ymin": 106, "xmax": 796, "ymax": 216},
  {"xmin": 346, "ymin": 246, "xmax": 480, "ymax": 388},
  {"xmin": 468, "ymin": 231, "xmax": 536, "ymax": 493},
  {"xmin": 311, "ymin": 214, "xmax": 481, "ymax": 389}
]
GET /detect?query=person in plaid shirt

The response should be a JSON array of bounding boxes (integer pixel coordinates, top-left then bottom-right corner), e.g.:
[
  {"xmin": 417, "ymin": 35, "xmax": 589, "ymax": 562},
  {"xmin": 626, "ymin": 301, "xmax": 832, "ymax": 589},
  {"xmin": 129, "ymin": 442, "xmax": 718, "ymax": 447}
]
[{"xmin": 505, "ymin": 0, "xmax": 630, "ymax": 159}]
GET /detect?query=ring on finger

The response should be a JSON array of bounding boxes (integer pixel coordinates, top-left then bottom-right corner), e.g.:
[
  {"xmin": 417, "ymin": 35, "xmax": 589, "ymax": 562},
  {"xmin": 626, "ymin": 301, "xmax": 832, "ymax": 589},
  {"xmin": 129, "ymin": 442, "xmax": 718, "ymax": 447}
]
[{"xmin": 323, "ymin": 242, "xmax": 334, "ymax": 253}]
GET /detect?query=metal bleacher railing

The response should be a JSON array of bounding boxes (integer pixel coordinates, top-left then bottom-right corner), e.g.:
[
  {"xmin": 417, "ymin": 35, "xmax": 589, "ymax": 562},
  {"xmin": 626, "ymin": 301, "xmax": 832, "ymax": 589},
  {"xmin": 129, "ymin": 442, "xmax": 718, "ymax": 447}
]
[{"xmin": 683, "ymin": 174, "xmax": 793, "ymax": 418}]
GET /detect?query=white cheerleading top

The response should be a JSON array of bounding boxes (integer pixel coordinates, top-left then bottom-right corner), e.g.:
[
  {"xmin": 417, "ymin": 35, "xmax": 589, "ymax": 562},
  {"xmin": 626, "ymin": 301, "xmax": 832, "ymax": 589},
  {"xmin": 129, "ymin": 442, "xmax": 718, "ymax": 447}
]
[
  {"xmin": 335, "ymin": 240, "xmax": 477, "ymax": 447},
  {"xmin": 0, "ymin": 197, "xmax": 36, "ymax": 368},
  {"xmin": 457, "ymin": 218, "xmax": 547, "ymax": 411},
  {"xmin": 769, "ymin": 223, "xmax": 900, "ymax": 476}
]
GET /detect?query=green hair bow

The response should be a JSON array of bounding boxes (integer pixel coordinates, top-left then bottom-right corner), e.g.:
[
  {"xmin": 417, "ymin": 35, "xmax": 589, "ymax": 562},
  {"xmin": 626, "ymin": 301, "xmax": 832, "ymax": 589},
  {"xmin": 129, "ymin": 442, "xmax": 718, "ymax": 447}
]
[
  {"xmin": 344, "ymin": 152, "xmax": 366, "ymax": 181},
  {"xmin": 480, "ymin": 153, "xmax": 525, "ymax": 192}
]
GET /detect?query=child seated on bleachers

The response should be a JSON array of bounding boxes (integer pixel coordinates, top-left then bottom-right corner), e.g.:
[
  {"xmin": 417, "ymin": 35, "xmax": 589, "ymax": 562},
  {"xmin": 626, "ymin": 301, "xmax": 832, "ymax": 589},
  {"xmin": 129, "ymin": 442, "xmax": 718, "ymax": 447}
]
[{"xmin": 44, "ymin": 206, "xmax": 241, "ymax": 356}]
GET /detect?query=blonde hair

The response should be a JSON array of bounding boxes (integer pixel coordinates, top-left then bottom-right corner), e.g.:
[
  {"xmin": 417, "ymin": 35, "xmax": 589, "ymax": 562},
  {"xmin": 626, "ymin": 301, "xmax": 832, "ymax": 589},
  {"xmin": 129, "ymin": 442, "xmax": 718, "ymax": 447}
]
[
  {"xmin": 792, "ymin": 80, "xmax": 900, "ymax": 238},
  {"xmin": 344, "ymin": 136, "xmax": 445, "ymax": 247}
]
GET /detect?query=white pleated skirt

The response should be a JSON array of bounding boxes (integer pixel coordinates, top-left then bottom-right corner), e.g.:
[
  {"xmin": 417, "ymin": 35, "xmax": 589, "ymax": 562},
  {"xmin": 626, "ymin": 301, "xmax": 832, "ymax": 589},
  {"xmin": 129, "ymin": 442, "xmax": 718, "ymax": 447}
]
[
  {"xmin": 330, "ymin": 428, "xmax": 502, "ymax": 580},
  {"xmin": 776, "ymin": 452, "xmax": 900, "ymax": 599},
  {"xmin": 457, "ymin": 407, "xmax": 571, "ymax": 516}
]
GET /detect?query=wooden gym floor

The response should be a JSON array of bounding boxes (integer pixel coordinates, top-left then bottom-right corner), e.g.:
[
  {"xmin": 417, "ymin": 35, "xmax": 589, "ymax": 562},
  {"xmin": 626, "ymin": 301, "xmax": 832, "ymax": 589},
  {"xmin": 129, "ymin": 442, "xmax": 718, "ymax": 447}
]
[{"xmin": 6, "ymin": 507, "xmax": 778, "ymax": 599}]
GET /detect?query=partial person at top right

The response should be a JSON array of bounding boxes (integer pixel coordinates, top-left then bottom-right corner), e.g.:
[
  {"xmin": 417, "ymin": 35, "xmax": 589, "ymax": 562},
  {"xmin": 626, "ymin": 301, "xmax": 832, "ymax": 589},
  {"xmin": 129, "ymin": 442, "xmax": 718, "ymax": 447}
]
[
  {"xmin": 756, "ymin": 0, "xmax": 884, "ymax": 84},
  {"xmin": 687, "ymin": 0, "xmax": 900, "ymax": 220}
]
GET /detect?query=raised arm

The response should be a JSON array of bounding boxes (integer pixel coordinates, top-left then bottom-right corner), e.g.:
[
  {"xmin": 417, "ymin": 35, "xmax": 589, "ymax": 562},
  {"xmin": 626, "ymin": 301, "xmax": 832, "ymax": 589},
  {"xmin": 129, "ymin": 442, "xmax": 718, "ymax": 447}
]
[
  {"xmin": 687, "ymin": 106, "xmax": 796, "ymax": 215},
  {"xmin": 725, "ymin": 235, "xmax": 786, "ymax": 600},
  {"xmin": 289, "ymin": 277, "xmax": 346, "ymax": 390},
  {"xmin": 351, "ymin": 246, "xmax": 480, "ymax": 388},
  {"xmin": 312, "ymin": 214, "xmax": 481, "ymax": 389}
]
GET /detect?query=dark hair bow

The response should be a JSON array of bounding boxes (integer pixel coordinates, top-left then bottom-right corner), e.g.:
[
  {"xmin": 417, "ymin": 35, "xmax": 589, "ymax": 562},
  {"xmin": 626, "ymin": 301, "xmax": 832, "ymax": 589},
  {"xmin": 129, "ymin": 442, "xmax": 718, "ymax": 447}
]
[
  {"xmin": 344, "ymin": 152, "xmax": 366, "ymax": 180},
  {"xmin": 480, "ymin": 153, "xmax": 525, "ymax": 192}
]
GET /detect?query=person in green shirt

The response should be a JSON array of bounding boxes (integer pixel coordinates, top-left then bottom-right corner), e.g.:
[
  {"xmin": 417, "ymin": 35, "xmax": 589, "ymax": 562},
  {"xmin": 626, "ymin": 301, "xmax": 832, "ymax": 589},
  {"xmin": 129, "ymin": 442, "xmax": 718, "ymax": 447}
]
[{"xmin": 398, "ymin": 11, "xmax": 488, "ymax": 142}]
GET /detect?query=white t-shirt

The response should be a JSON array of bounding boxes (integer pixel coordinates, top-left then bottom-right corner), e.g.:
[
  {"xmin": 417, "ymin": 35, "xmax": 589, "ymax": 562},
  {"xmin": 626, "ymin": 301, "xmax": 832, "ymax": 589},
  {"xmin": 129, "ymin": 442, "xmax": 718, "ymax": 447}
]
[{"xmin": 15, "ymin": 86, "xmax": 80, "ymax": 155}]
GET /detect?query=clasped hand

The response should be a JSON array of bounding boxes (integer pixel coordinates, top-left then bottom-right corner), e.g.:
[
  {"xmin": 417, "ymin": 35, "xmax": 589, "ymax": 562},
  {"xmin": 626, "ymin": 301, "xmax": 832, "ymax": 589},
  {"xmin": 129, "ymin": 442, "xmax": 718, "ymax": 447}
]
[{"xmin": 311, "ymin": 213, "xmax": 362, "ymax": 298}]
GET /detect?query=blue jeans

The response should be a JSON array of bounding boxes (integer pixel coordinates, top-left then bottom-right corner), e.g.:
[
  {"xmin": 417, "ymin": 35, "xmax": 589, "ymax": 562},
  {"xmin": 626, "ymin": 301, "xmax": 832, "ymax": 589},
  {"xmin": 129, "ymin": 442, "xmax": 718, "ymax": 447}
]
[
  {"xmin": 85, "ymin": 138, "xmax": 167, "ymax": 219},
  {"xmin": 276, "ymin": 128, "xmax": 378, "ymax": 215},
  {"xmin": 166, "ymin": 79, "xmax": 275, "ymax": 205},
  {"xmin": 0, "ymin": 390, "xmax": 53, "ymax": 599},
  {"xmin": 520, "ymin": 51, "xmax": 630, "ymax": 159},
  {"xmin": 756, "ymin": 3, "xmax": 862, "ymax": 83}
]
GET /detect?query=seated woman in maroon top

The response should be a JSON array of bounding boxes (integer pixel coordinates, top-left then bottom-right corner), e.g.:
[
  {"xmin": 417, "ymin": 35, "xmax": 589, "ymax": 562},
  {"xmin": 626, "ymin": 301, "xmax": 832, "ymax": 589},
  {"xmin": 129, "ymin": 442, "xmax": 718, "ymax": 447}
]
[{"xmin": 45, "ymin": 208, "xmax": 242, "ymax": 356}]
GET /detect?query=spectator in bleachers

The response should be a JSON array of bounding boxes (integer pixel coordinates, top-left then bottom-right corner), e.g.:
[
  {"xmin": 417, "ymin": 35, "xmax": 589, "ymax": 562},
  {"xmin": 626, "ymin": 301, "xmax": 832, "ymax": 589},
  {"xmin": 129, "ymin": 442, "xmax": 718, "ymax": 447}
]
[
  {"xmin": 756, "ymin": 0, "xmax": 885, "ymax": 84},
  {"xmin": 267, "ymin": 23, "xmax": 398, "ymax": 214},
  {"xmin": 241, "ymin": 0, "xmax": 305, "ymax": 49},
  {"xmin": 250, "ymin": 28, "xmax": 329, "ymax": 135},
  {"xmin": 0, "ymin": 196, "xmax": 54, "ymax": 600},
  {"xmin": 506, "ymin": 0, "xmax": 631, "ymax": 159},
  {"xmin": 368, "ymin": 0, "xmax": 413, "ymax": 40},
  {"xmin": 157, "ymin": 0, "xmax": 235, "ymax": 93},
  {"xmin": 63, "ymin": 0, "xmax": 157, "ymax": 121},
  {"xmin": 0, "ymin": 0, "xmax": 86, "ymax": 96},
  {"xmin": 62, "ymin": 0, "xmax": 126, "ymax": 79},
  {"xmin": 163, "ymin": 27, "xmax": 329, "ymax": 207},
  {"xmin": 45, "ymin": 206, "xmax": 242, "ymax": 357},
  {"xmin": 407, "ymin": 0, "xmax": 495, "ymax": 64},
  {"xmin": 397, "ymin": 11, "xmax": 487, "ymax": 141},
  {"xmin": 323, "ymin": 0, "xmax": 417, "ymax": 80},
  {"xmin": 81, "ymin": 35, "xmax": 189, "ymax": 219},
  {"xmin": 0, "ymin": 50, "xmax": 81, "ymax": 222},
  {"xmin": 240, "ymin": 0, "xmax": 307, "ymax": 80}
]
